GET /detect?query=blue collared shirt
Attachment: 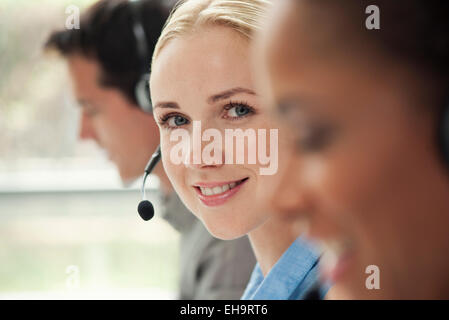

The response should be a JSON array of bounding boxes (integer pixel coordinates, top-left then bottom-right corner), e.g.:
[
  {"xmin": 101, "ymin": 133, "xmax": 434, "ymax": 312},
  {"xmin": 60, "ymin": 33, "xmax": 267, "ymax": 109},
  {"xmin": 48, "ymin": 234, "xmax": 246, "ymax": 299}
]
[{"xmin": 241, "ymin": 236, "xmax": 328, "ymax": 300}]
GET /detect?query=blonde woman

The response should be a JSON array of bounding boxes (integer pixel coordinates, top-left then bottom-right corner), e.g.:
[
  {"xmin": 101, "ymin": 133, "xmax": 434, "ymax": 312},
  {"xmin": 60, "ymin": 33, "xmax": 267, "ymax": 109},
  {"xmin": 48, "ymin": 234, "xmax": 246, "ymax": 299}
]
[{"xmin": 149, "ymin": 0, "xmax": 328, "ymax": 299}]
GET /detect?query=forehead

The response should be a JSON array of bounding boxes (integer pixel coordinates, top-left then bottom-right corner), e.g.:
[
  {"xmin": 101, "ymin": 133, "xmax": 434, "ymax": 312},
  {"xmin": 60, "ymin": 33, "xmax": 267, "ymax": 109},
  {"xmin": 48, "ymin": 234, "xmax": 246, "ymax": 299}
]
[
  {"xmin": 67, "ymin": 55, "xmax": 104, "ymax": 97},
  {"xmin": 68, "ymin": 56, "xmax": 100, "ymax": 84},
  {"xmin": 264, "ymin": 1, "xmax": 333, "ymax": 75},
  {"xmin": 264, "ymin": 0, "xmax": 389, "ymax": 76},
  {"xmin": 263, "ymin": 2, "xmax": 381, "ymax": 94},
  {"xmin": 150, "ymin": 25, "xmax": 253, "ymax": 103}
]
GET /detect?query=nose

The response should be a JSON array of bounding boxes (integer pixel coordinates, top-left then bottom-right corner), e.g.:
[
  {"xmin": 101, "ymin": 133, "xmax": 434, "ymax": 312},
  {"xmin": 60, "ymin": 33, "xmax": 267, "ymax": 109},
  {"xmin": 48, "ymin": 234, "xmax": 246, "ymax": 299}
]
[
  {"xmin": 185, "ymin": 128, "xmax": 225, "ymax": 170},
  {"xmin": 79, "ymin": 113, "xmax": 97, "ymax": 141}
]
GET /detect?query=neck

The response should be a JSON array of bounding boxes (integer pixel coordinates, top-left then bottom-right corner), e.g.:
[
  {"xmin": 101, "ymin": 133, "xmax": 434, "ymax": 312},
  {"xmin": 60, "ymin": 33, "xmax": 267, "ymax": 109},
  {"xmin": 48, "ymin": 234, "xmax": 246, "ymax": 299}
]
[{"xmin": 248, "ymin": 217, "xmax": 300, "ymax": 276}]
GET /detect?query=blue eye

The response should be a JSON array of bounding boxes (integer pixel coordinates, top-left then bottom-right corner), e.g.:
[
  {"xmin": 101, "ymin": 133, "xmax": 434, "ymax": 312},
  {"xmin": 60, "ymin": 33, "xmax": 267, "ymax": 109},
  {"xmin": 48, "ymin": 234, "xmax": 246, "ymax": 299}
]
[
  {"xmin": 169, "ymin": 115, "xmax": 188, "ymax": 127},
  {"xmin": 157, "ymin": 112, "xmax": 190, "ymax": 129},
  {"xmin": 225, "ymin": 102, "xmax": 255, "ymax": 119}
]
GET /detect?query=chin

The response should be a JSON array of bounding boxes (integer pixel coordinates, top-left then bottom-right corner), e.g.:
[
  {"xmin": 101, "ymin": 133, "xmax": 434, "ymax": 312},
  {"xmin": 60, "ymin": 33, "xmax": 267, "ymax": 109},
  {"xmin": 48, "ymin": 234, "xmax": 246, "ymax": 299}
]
[
  {"xmin": 203, "ymin": 226, "xmax": 247, "ymax": 241},
  {"xmin": 117, "ymin": 165, "xmax": 141, "ymax": 186},
  {"xmin": 198, "ymin": 211, "xmax": 252, "ymax": 241},
  {"xmin": 180, "ymin": 188, "xmax": 261, "ymax": 239},
  {"xmin": 330, "ymin": 272, "xmax": 388, "ymax": 300}
]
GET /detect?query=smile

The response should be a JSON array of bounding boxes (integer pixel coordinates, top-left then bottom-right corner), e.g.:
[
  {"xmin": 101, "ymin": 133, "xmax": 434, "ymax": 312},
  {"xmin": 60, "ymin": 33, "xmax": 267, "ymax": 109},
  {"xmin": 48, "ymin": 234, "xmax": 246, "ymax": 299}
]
[
  {"xmin": 320, "ymin": 238, "xmax": 356, "ymax": 283},
  {"xmin": 192, "ymin": 178, "xmax": 249, "ymax": 207}
]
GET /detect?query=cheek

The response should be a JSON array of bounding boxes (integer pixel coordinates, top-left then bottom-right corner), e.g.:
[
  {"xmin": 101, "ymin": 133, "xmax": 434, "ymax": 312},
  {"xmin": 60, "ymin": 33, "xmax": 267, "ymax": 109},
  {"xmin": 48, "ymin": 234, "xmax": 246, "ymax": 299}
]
[
  {"xmin": 306, "ymin": 152, "xmax": 390, "ymax": 224},
  {"xmin": 304, "ymin": 136, "xmax": 417, "ymax": 270},
  {"xmin": 299, "ymin": 146, "xmax": 389, "ymax": 245},
  {"xmin": 90, "ymin": 117, "xmax": 115, "ymax": 145},
  {"xmin": 160, "ymin": 132, "xmax": 198, "ymax": 211},
  {"xmin": 161, "ymin": 136, "xmax": 183, "ymax": 185},
  {"xmin": 260, "ymin": 143, "xmax": 292, "ymax": 194},
  {"xmin": 96, "ymin": 107, "xmax": 130, "ymax": 138}
]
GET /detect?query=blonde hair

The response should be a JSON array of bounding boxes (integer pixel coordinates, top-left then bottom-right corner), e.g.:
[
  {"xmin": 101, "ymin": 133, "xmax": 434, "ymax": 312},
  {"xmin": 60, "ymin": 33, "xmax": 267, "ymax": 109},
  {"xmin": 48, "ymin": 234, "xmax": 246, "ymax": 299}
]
[{"xmin": 152, "ymin": 0, "xmax": 272, "ymax": 64}]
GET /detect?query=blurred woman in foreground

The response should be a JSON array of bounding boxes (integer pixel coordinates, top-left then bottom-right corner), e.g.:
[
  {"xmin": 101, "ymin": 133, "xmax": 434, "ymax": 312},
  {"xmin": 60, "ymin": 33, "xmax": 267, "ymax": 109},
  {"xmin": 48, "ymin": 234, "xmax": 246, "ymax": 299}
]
[{"xmin": 259, "ymin": 0, "xmax": 449, "ymax": 299}]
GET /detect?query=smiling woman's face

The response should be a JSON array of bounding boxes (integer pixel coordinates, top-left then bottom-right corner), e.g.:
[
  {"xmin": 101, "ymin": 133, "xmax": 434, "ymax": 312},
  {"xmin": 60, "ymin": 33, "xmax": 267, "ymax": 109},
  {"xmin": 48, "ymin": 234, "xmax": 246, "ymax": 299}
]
[{"xmin": 150, "ymin": 25, "xmax": 287, "ymax": 240}]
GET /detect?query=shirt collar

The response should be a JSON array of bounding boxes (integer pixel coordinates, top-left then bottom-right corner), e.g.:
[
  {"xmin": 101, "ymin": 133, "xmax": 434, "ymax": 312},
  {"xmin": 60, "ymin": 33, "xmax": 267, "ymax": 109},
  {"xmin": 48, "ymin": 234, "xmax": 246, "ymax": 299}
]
[{"xmin": 241, "ymin": 236, "xmax": 321, "ymax": 300}]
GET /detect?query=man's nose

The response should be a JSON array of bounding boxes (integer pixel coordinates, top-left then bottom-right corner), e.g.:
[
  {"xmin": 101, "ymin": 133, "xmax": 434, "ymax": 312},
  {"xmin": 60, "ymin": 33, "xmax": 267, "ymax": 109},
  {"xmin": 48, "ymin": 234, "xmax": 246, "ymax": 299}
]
[{"xmin": 79, "ymin": 114, "xmax": 97, "ymax": 141}]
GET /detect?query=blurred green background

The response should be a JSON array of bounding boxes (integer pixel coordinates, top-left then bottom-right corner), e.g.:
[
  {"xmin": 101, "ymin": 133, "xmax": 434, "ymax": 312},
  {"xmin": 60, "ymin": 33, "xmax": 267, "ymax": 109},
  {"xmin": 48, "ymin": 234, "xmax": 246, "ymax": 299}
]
[{"xmin": 0, "ymin": 0, "xmax": 180, "ymax": 299}]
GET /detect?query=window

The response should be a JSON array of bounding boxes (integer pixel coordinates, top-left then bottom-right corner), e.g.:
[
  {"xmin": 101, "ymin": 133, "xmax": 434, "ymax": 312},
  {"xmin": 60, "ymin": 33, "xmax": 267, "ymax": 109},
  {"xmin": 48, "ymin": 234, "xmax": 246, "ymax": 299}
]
[{"xmin": 0, "ymin": 0, "xmax": 178, "ymax": 299}]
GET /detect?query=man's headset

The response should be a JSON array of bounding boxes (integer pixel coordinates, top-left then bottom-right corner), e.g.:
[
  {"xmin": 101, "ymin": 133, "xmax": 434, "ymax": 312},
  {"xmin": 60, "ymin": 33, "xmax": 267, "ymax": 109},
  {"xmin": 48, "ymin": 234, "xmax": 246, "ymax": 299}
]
[
  {"xmin": 128, "ymin": 0, "xmax": 162, "ymax": 220},
  {"xmin": 130, "ymin": 0, "xmax": 153, "ymax": 113}
]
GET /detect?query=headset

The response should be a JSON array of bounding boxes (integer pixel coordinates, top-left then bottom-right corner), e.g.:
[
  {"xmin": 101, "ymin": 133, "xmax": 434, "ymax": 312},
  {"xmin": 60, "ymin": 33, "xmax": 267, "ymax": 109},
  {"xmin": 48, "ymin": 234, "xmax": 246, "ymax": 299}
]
[
  {"xmin": 129, "ymin": 0, "xmax": 162, "ymax": 220},
  {"xmin": 138, "ymin": 145, "xmax": 161, "ymax": 221},
  {"xmin": 130, "ymin": 0, "xmax": 153, "ymax": 113}
]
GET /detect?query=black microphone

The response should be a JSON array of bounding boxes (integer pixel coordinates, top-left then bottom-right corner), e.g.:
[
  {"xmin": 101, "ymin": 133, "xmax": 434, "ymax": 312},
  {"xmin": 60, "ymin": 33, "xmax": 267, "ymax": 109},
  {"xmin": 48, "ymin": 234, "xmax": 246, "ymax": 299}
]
[
  {"xmin": 137, "ymin": 145, "xmax": 161, "ymax": 221},
  {"xmin": 303, "ymin": 284, "xmax": 322, "ymax": 300}
]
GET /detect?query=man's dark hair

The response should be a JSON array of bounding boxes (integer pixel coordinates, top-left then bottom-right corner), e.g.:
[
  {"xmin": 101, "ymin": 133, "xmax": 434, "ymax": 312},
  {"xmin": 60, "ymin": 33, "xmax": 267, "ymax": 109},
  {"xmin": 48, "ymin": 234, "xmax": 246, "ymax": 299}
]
[{"xmin": 45, "ymin": 0, "xmax": 172, "ymax": 106}]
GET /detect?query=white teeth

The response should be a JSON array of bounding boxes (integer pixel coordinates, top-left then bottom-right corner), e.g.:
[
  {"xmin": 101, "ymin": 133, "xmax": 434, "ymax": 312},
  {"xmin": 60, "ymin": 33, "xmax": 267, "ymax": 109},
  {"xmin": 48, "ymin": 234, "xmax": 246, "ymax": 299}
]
[
  {"xmin": 321, "ymin": 247, "xmax": 339, "ymax": 271},
  {"xmin": 198, "ymin": 181, "xmax": 242, "ymax": 196},
  {"xmin": 322, "ymin": 239, "xmax": 353, "ymax": 256}
]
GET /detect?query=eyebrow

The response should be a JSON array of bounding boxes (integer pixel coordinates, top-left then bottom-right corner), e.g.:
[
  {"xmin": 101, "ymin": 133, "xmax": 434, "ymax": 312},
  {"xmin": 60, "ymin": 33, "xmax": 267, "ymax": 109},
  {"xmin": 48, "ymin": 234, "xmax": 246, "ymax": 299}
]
[
  {"xmin": 153, "ymin": 87, "xmax": 256, "ymax": 110},
  {"xmin": 153, "ymin": 101, "xmax": 180, "ymax": 110},
  {"xmin": 207, "ymin": 87, "xmax": 256, "ymax": 104}
]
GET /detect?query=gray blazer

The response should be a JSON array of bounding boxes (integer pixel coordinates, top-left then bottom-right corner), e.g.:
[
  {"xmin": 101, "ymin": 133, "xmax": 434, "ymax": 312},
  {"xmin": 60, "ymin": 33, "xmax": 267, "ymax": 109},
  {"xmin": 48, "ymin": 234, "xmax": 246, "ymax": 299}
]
[{"xmin": 159, "ymin": 192, "xmax": 256, "ymax": 300}]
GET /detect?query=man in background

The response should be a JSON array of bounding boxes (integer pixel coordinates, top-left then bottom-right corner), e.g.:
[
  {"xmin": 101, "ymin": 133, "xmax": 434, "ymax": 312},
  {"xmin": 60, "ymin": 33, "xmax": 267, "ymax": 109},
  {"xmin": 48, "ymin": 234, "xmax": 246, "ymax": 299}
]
[{"xmin": 45, "ymin": 0, "xmax": 255, "ymax": 299}]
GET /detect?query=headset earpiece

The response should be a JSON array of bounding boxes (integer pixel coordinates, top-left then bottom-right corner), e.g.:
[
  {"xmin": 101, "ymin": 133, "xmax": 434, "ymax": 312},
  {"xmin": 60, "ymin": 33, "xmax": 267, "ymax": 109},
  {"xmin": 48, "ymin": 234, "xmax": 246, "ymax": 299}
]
[
  {"xmin": 130, "ymin": 0, "xmax": 153, "ymax": 113},
  {"xmin": 135, "ymin": 72, "xmax": 152, "ymax": 113}
]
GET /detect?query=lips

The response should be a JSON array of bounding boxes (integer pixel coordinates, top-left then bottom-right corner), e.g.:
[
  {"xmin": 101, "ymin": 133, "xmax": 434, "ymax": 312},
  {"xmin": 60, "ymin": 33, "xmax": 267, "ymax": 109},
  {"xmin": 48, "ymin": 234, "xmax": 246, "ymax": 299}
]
[
  {"xmin": 193, "ymin": 178, "xmax": 249, "ymax": 207},
  {"xmin": 320, "ymin": 238, "xmax": 356, "ymax": 283}
]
